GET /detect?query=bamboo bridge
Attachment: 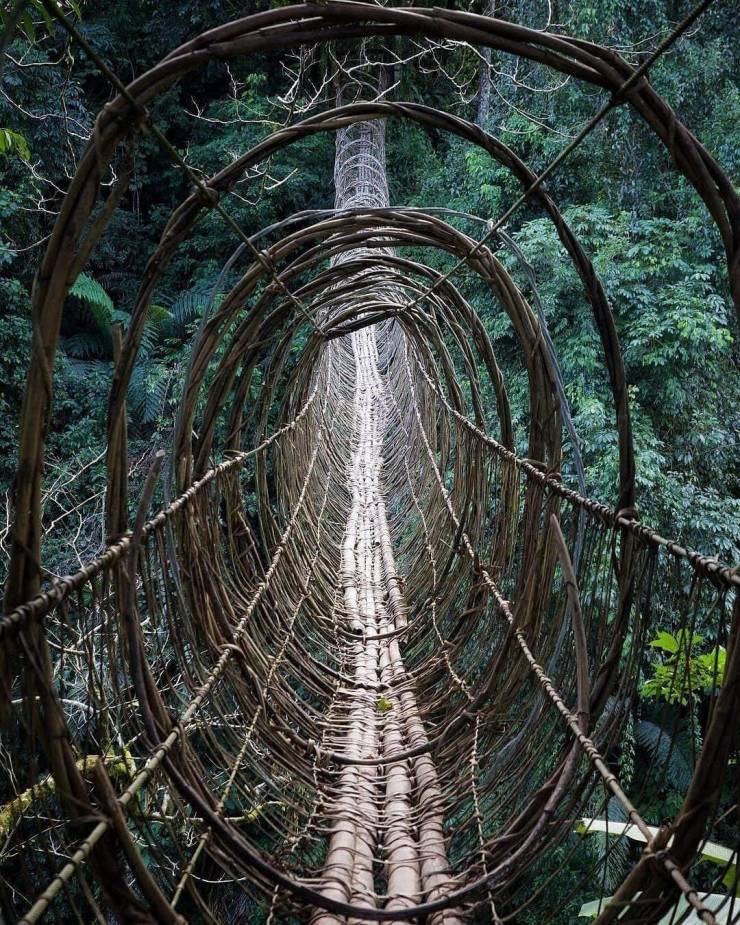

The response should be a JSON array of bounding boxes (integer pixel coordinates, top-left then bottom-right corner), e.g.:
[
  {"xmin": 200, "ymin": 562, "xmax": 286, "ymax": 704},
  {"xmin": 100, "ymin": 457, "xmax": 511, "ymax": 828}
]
[{"xmin": 1, "ymin": 4, "xmax": 739, "ymax": 924}]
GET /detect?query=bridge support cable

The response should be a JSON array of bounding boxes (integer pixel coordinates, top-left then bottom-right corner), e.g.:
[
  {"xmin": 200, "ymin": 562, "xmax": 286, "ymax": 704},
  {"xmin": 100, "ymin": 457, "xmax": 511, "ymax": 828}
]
[
  {"xmin": 401, "ymin": 339, "xmax": 732, "ymax": 924},
  {"xmin": 13, "ymin": 377, "xmax": 335, "ymax": 925}
]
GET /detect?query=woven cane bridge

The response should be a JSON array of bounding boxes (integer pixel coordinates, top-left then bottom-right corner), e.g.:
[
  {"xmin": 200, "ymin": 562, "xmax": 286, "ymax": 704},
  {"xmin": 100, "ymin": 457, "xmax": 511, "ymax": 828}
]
[{"xmin": 1, "ymin": 3, "xmax": 739, "ymax": 923}]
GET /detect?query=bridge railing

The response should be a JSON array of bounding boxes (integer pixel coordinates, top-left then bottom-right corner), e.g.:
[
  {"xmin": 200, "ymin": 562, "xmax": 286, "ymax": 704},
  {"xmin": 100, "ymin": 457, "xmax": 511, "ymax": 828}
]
[{"xmin": 1, "ymin": 364, "xmax": 737, "ymax": 923}]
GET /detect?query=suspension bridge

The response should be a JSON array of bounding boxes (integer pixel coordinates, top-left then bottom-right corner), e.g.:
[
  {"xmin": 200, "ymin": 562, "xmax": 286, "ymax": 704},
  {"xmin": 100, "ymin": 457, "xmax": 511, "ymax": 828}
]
[{"xmin": 1, "ymin": 3, "xmax": 739, "ymax": 924}]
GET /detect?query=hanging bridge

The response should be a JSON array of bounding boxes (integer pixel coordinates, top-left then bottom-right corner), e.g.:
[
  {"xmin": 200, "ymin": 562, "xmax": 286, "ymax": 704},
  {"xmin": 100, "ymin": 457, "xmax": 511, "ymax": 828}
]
[{"xmin": 1, "ymin": 3, "xmax": 739, "ymax": 924}]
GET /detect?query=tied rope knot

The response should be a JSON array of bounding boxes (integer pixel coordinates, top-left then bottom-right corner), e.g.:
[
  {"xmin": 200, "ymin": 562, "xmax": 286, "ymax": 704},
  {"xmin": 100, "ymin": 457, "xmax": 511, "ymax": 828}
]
[{"xmin": 610, "ymin": 73, "xmax": 651, "ymax": 107}]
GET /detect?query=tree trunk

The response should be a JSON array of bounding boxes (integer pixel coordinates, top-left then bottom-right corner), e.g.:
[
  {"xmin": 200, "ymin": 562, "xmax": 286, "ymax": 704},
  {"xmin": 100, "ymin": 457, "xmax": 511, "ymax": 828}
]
[{"xmin": 476, "ymin": 0, "xmax": 496, "ymax": 127}]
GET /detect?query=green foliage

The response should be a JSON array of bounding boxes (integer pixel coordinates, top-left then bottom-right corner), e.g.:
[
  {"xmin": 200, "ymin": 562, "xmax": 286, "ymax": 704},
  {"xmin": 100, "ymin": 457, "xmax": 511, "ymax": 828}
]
[
  {"xmin": 1, "ymin": 0, "xmax": 80, "ymax": 43},
  {"xmin": 579, "ymin": 799, "xmax": 631, "ymax": 893},
  {"xmin": 642, "ymin": 630, "xmax": 726, "ymax": 706},
  {"xmin": 70, "ymin": 272, "xmax": 114, "ymax": 326},
  {"xmin": 0, "ymin": 125, "xmax": 28, "ymax": 159},
  {"xmin": 0, "ymin": 278, "xmax": 31, "ymax": 486},
  {"xmin": 377, "ymin": 696, "xmax": 393, "ymax": 713},
  {"xmin": 632, "ymin": 718, "xmax": 693, "ymax": 793},
  {"xmin": 491, "ymin": 204, "xmax": 739, "ymax": 559}
]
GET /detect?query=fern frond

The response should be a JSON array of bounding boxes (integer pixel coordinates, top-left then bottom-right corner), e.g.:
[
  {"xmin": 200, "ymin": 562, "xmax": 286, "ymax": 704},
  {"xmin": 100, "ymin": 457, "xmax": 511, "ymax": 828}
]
[
  {"xmin": 62, "ymin": 332, "xmax": 108, "ymax": 359},
  {"xmin": 166, "ymin": 282, "xmax": 218, "ymax": 331},
  {"xmin": 127, "ymin": 363, "xmax": 148, "ymax": 420},
  {"xmin": 634, "ymin": 719, "xmax": 693, "ymax": 791},
  {"xmin": 143, "ymin": 373, "xmax": 170, "ymax": 424},
  {"xmin": 98, "ymin": 270, "xmax": 136, "ymax": 290},
  {"xmin": 139, "ymin": 318, "xmax": 167, "ymax": 356},
  {"xmin": 592, "ymin": 799, "xmax": 630, "ymax": 892},
  {"xmin": 70, "ymin": 273, "xmax": 114, "ymax": 334},
  {"xmin": 126, "ymin": 361, "xmax": 171, "ymax": 426},
  {"xmin": 148, "ymin": 304, "xmax": 173, "ymax": 325},
  {"xmin": 63, "ymin": 357, "xmax": 112, "ymax": 378}
]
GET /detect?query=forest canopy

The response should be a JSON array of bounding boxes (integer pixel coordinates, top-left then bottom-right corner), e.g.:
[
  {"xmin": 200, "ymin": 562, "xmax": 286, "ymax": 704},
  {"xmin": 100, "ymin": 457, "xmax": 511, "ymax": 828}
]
[{"xmin": 1, "ymin": 0, "xmax": 737, "ymax": 578}]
